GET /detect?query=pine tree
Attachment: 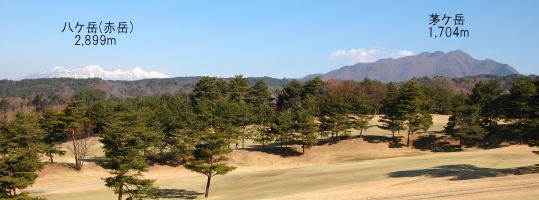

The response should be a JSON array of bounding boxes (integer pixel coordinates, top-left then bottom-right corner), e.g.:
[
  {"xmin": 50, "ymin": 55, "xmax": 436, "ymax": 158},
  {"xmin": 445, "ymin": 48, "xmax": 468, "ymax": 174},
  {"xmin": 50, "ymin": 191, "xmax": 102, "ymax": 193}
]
[
  {"xmin": 0, "ymin": 112, "xmax": 45, "ymax": 199},
  {"xmin": 0, "ymin": 150, "xmax": 44, "ymax": 199},
  {"xmin": 88, "ymin": 101, "xmax": 110, "ymax": 136},
  {"xmin": 350, "ymin": 114, "xmax": 373, "ymax": 138},
  {"xmin": 378, "ymin": 83, "xmax": 405, "ymax": 140},
  {"xmin": 160, "ymin": 95, "xmax": 198, "ymax": 165},
  {"xmin": 273, "ymin": 112, "xmax": 295, "ymax": 148},
  {"xmin": 527, "ymin": 80, "xmax": 539, "ymax": 154},
  {"xmin": 246, "ymin": 80, "xmax": 271, "ymax": 106},
  {"xmin": 504, "ymin": 77, "xmax": 536, "ymax": 144},
  {"xmin": 277, "ymin": 80, "xmax": 303, "ymax": 112},
  {"xmin": 39, "ymin": 110, "xmax": 67, "ymax": 163},
  {"xmin": 293, "ymin": 109, "xmax": 318, "ymax": 154},
  {"xmin": 319, "ymin": 93, "xmax": 351, "ymax": 142},
  {"xmin": 397, "ymin": 82, "xmax": 433, "ymax": 147},
  {"xmin": 301, "ymin": 77, "xmax": 325, "ymax": 115},
  {"xmin": 62, "ymin": 100, "xmax": 92, "ymax": 170},
  {"xmin": 469, "ymin": 81, "xmax": 503, "ymax": 131},
  {"xmin": 227, "ymin": 75, "xmax": 249, "ymax": 103},
  {"xmin": 2, "ymin": 112, "xmax": 45, "ymax": 151},
  {"xmin": 445, "ymin": 104, "xmax": 487, "ymax": 148},
  {"xmin": 246, "ymin": 80, "xmax": 274, "ymax": 148},
  {"xmin": 185, "ymin": 132, "xmax": 236, "ymax": 198},
  {"xmin": 100, "ymin": 108, "xmax": 159, "ymax": 200}
]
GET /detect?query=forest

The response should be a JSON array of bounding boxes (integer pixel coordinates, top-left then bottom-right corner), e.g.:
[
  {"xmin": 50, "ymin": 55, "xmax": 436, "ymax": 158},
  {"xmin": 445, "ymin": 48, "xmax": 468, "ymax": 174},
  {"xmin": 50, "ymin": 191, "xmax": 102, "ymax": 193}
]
[{"xmin": 1, "ymin": 75, "xmax": 538, "ymax": 200}]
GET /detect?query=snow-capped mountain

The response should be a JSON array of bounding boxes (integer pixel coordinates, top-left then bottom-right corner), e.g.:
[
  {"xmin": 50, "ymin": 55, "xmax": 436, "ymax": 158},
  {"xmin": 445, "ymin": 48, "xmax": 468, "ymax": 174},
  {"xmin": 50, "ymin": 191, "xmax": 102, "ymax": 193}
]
[{"xmin": 28, "ymin": 65, "xmax": 170, "ymax": 80}]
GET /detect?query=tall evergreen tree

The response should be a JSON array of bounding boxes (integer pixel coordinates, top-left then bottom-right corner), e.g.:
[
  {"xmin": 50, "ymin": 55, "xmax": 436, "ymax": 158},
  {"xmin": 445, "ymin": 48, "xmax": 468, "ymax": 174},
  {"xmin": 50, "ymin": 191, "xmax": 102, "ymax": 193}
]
[
  {"xmin": 397, "ymin": 82, "xmax": 433, "ymax": 147},
  {"xmin": 445, "ymin": 103, "xmax": 487, "ymax": 148},
  {"xmin": 301, "ymin": 77, "xmax": 325, "ymax": 115},
  {"xmin": 62, "ymin": 100, "xmax": 92, "ymax": 170},
  {"xmin": 319, "ymin": 93, "xmax": 350, "ymax": 142},
  {"xmin": 246, "ymin": 80, "xmax": 274, "ymax": 148},
  {"xmin": 469, "ymin": 81, "xmax": 503, "ymax": 131},
  {"xmin": 272, "ymin": 112, "xmax": 295, "ymax": 147},
  {"xmin": 0, "ymin": 112, "xmax": 45, "ymax": 199},
  {"xmin": 527, "ymin": 80, "xmax": 539, "ymax": 154},
  {"xmin": 246, "ymin": 80, "xmax": 271, "ymax": 106},
  {"xmin": 40, "ymin": 110, "xmax": 67, "ymax": 163},
  {"xmin": 88, "ymin": 101, "xmax": 110, "ymax": 136},
  {"xmin": 277, "ymin": 80, "xmax": 303, "ymax": 112},
  {"xmin": 100, "ymin": 108, "xmax": 159, "ymax": 200},
  {"xmin": 227, "ymin": 75, "xmax": 249, "ymax": 103},
  {"xmin": 185, "ymin": 132, "xmax": 236, "ymax": 198},
  {"xmin": 504, "ymin": 77, "xmax": 537, "ymax": 144},
  {"xmin": 378, "ymin": 83, "xmax": 405, "ymax": 139},
  {"xmin": 293, "ymin": 109, "xmax": 318, "ymax": 154}
]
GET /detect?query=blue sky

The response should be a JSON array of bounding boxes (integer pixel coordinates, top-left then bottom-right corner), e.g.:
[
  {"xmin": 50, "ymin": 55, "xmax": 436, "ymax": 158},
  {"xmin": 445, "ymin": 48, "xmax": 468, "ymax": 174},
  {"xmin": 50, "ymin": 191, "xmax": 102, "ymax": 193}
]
[{"xmin": 0, "ymin": 0, "xmax": 538, "ymax": 79}]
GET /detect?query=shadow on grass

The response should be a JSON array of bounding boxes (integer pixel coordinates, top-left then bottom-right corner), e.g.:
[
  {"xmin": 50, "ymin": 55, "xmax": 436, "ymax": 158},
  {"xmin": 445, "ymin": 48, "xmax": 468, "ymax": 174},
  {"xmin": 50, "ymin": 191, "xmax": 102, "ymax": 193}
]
[
  {"xmin": 412, "ymin": 134, "xmax": 461, "ymax": 152},
  {"xmin": 244, "ymin": 146, "xmax": 303, "ymax": 157},
  {"xmin": 388, "ymin": 164, "xmax": 539, "ymax": 181},
  {"xmin": 157, "ymin": 188, "xmax": 203, "ymax": 199},
  {"xmin": 362, "ymin": 135, "xmax": 392, "ymax": 143},
  {"xmin": 61, "ymin": 157, "xmax": 101, "ymax": 170},
  {"xmin": 316, "ymin": 135, "xmax": 352, "ymax": 145},
  {"xmin": 360, "ymin": 135, "xmax": 404, "ymax": 148}
]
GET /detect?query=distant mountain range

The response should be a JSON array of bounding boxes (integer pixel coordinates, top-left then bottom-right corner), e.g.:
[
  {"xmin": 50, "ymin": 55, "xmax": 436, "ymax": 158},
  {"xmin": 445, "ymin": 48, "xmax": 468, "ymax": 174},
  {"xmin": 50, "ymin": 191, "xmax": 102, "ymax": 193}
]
[
  {"xmin": 24, "ymin": 50, "xmax": 518, "ymax": 82},
  {"xmin": 304, "ymin": 50, "xmax": 519, "ymax": 82},
  {"xmin": 27, "ymin": 65, "xmax": 169, "ymax": 81}
]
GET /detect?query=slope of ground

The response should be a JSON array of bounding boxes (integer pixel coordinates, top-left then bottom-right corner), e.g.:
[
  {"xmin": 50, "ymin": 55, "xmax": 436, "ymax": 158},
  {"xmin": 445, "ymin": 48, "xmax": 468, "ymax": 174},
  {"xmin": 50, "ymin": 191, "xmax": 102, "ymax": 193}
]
[
  {"xmin": 25, "ymin": 115, "xmax": 539, "ymax": 199},
  {"xmin": 29, "ymin": 145, "xmax": 538, "ymax": 200}
]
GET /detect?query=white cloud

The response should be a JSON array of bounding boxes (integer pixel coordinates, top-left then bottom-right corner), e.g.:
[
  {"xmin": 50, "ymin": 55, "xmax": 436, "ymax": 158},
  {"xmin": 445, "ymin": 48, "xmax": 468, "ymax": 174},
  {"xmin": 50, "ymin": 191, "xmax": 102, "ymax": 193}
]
[
  {"xmin": 330, "ymin": 48, "xmax": 380, "ymax": 63},
  {"xmin": 331, "ymin": 48, "xmax": 414, "ymax": 63},
  {"xmin": 389, "ymin": 50, "xmax": 414, "ymax": 59}
]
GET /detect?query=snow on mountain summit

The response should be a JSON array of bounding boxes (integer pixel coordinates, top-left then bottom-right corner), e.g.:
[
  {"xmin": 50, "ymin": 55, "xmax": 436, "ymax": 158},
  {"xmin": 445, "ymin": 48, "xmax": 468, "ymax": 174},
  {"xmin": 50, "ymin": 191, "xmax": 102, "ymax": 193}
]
[{"xmin": 28, "ymin": 65, "xmax": 170, "ymax": 80}]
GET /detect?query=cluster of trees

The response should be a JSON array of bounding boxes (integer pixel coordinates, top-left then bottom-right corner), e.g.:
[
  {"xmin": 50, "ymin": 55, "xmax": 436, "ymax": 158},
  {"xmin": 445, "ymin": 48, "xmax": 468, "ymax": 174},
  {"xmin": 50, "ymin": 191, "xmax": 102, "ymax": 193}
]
[
  {"xmin": 1, "ymin": 75, "xmax": 537, "ymax": 199},
  {"xmin": 0, "ymin": 113, "xmax": 46, "ymax": 200},
  {"xmin": 378, "ymin": 82, "xmax": 433, "ymax": 146},
  {"xmin": 445, "ymin": 77, "xmax": 539, "ymax": 149}
]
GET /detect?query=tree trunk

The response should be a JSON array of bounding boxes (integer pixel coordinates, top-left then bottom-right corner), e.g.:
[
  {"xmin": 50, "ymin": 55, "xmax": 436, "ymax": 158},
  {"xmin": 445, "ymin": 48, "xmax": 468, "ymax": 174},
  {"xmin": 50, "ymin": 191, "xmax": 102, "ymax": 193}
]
[
  {"xmin": 406, "ymin": 131, "xmax": 411, "ymax": 147},
  {"xmin": 118, "ymin": 184, "xmax": 123, "ymax": 200},
  {"xmin": 459, "ymin": 138, "xmax": 463, "ymax": 149},
  {"xmin": 71, "ymin": 129, "xmax": 81, "ymax": 170},
  {"xmin": 11, "ymin": 184, "xmax": 17, "ymax": 196},
  {"xmin": 242, "ymin": 127, "xmax": 246, "ymax": 149},
  {"xmin": 48, "ymin": 152, "xmax": 54, "ymax": 163},
  {"xmin": 302, "ymin": 144, "xmax": 305, "ymax": 154},
  {"xmin": 359, "ymin": 128, "xmax": 363, "ymax": 138},
  {"xmin": 205, "ymin": 174, "xmax": 212, "ymax": 198}
]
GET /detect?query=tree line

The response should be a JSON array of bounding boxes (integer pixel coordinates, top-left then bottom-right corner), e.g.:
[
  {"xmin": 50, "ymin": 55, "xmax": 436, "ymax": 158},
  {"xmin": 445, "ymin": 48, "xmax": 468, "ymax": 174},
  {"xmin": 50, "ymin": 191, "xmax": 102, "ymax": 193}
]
[{"xmin": 1, "ymin": 75, "xmax": 538, "ymax": 199}]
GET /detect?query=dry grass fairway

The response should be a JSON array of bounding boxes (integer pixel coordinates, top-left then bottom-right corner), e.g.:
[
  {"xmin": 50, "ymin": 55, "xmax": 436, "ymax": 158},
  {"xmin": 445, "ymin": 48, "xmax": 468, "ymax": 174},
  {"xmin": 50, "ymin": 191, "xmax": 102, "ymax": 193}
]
[{"xmin": 26, "ymin": 115, "xmax": 539, "ymax": 199}]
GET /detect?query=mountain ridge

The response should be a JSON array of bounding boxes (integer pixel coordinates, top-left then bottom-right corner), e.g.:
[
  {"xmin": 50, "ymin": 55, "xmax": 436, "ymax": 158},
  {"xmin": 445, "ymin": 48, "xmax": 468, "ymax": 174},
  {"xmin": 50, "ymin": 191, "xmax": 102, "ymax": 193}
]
[
  {"xmin": 27, "ymin": 65, "xmax": 170, "ymax": 81},
  {"xmin": 305, "ymin": 50, "xmax": 519, "ymax": 82}
]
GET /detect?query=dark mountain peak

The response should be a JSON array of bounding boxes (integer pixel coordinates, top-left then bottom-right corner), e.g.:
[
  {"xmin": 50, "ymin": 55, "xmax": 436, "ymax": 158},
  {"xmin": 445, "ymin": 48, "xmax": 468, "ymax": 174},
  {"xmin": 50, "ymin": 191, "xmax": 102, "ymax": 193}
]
[{"xmin": 305, "ymin": 50, "xmax": 519, "ymax": 82}]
